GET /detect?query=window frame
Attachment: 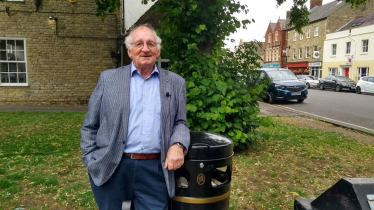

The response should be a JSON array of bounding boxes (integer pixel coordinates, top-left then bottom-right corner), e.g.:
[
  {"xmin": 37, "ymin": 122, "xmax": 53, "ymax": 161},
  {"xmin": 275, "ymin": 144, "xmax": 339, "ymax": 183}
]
[
  {"xmin": 292, "ymin": 49, "xmax": 296, "ymax": 60},
  {"xmin": 362, "ymin": 39, "xmax": 369, "ymax": 53},
  {"xmin": 306, "ymin": 28, "xmax": 311, "ymax": 38},
  {"xmin": 0, "ymin": 37, "xmax": 28, "ymax": 86},
  {"xmin": 275, "ymin": 31, "xmax": 278, "ymax": 41},
  {"xmin": 305, "ymin": 46, "xmax": 309, "ymax": 58},
  {"xmin": 298, "ymin": 47, "xmax": 302, "ymax": 59},
  {"xmin": 329, "ymin": 68, "xmax": 338, "ymax": 76},
  {"xmin": 332, "ymin": 44, "xmax": 337, "ymax": 56},
  {"xmin": 293, "ymin": 32, "xmax": 297, "ymax": 41},
  {"xmin": 346, "ymin": 42, "xmax": 351, "ymax": 54},
  {"xmin": 314, "ymin": 26, "xmax": 319, "ymax": 37}
]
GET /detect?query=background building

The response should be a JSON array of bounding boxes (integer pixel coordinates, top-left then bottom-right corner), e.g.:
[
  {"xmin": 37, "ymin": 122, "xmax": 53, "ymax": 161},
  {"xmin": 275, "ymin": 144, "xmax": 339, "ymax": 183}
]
[
  {"xmin": 263, "ymin": 18, "xmax": 287, "ymax": 68},
  {"xmin": 285, "ymin": 0, "xmax": 374, "ymax": 78},
  {"xmin": 323, "ymin": 13, "xmax": 374, "ymax": 81}
]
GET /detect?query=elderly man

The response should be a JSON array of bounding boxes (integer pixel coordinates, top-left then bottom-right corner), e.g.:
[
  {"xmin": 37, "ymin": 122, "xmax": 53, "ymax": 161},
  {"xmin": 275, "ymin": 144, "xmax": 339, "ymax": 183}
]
[{"xmin": 80, "ymin": 24, "xmax": 190, "ymax": 210}]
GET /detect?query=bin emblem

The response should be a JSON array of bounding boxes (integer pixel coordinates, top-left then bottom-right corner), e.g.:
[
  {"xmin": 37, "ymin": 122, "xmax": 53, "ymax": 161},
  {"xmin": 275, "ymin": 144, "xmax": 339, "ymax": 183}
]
[{"xmin": 197, "ymin": 174, "xmax": 205, "ymax": 185}]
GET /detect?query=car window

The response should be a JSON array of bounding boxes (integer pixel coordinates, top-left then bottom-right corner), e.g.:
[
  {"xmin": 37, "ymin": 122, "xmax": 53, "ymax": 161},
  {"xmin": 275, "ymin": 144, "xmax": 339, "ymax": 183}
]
[
  {"xmin": 306, "ymin": 76, "xmax": 316, "ymax": 80},
  {"xmin": 331, "ymin": 76, "xmax": 336, "ymax": 81},
  {"xmin": 325, "ymin": 76, "xmax": 331, "ymax": 80},
  {"xmin": 362, "ymin": 77, "xmax": 368, "ymax": 81},
  {"xmin": 296, "ymin": 75, "xmax": 302, "ymax": 79},
  {"xmin": 259, "ymin": 72, "xmax": 266, "ymax": 79},
  {"xmin": 337, "ymin": 77, "xmax": 354, "ymax": 82},
  {"xmin": 266, "ymin": 70, "xmax": 298, "ymax": 81},
  {"xmin": 368, "ymin": 77, "xmax": 374, "ymax": 83}
]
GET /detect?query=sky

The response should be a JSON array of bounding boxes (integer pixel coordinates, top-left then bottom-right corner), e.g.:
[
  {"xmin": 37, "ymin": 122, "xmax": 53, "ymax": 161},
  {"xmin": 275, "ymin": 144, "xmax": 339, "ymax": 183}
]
[{"xmin": 225, "ymin": 0, "xmax": 335, "ymax": 50}]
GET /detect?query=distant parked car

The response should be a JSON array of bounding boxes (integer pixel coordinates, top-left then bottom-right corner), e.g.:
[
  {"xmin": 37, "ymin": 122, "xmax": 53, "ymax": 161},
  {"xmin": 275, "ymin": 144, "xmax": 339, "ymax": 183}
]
[
  {"xmin": 319, "ymin": 76, "xmax": 356, "ymax": 92},
  {"xmin": 296, "ymin": 75, "xmax": 319, "ymax": 89},
  {"xmin": 356, "ymin": 76, "xmax": 374, "ymax": 94},
  {"xmin": 255, "ymin": 68, "xmax": 308, "ymax": 104}
]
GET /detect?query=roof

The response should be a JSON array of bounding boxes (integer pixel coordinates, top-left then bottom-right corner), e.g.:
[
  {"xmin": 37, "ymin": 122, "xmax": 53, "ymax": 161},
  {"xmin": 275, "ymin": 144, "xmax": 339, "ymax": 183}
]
[
  {"xmin": 287, "ymin": 1, "xmax": 346, "ymax": 29},
  {"xmin": 270, "ymin": 23, "xmax": 276, "ymax": 31},
  {"xmin": 278, "ymin": 19, "xmax": 287, "ymax": 30},
  {"xmin": 337, "ymin": 13, "xmax": 374, "ymax": 31},
  {"xmin": 309, "ymin": 0, "xmax": 346, "ymax": 23}
]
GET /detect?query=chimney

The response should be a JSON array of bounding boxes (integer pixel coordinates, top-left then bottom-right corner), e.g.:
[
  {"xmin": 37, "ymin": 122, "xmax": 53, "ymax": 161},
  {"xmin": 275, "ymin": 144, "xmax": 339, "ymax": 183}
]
[
  {"xmin": 310, "ymin": 0, "xmax": 323, "ymax": 10},
  {"xmin": 286, "ymin": 11, "xmax": 291, "ymax": 19}
]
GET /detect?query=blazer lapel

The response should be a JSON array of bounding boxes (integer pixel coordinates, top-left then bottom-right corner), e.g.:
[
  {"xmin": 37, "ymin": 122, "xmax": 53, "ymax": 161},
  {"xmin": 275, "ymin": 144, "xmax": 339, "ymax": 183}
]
[
  {"xmin": 120, "ymin": 65, "xmax": 131, "ymax": 136},
  {"xmin": 159, "ymin": 68, "xmax": 171, "ymax": 129}
]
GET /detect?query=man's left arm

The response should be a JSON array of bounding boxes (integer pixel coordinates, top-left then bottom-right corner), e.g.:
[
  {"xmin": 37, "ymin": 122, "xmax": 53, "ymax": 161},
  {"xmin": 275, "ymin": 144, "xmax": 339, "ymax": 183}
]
[{"xmin": 164, "ymin": 79, "xmax": 190, "ymax": 171}]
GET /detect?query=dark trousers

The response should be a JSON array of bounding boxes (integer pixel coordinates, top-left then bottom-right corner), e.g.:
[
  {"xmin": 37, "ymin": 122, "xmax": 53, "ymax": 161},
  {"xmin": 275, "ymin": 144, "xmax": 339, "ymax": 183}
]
[{"xmin": 89, "ymin": 156, "xmax": 169, "ymax": 210}]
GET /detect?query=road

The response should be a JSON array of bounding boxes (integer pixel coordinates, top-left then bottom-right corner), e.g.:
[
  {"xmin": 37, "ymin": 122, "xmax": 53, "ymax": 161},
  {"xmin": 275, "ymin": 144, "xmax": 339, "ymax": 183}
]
[{"xmin": 272, "ymin": 88, "xmax": 374, "ymax": 135}]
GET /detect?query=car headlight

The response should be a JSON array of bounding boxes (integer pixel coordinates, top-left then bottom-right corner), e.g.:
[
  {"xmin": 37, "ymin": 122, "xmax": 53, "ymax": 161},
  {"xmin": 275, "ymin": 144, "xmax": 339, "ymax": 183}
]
[{"xmin": 275, "ymin": 84, "xmax": 285, "ymax": 90}]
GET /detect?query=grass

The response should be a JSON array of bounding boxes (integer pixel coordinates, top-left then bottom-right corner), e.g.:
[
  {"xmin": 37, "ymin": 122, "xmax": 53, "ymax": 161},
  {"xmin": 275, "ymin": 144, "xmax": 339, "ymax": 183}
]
[{"xmin": 0, "ymin": 112, "xmax": 373, "ymax": 209}]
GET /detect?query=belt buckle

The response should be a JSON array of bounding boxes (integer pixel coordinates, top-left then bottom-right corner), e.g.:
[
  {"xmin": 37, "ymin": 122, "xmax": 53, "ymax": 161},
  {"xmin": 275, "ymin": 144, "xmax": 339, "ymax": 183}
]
[{"xmin": 130, "ymin": 153, "xmax": 135, "ymax": 159}]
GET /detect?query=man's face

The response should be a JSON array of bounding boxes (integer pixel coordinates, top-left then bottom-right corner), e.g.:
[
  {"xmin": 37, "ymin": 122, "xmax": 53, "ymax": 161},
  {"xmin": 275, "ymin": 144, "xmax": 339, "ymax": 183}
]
[{"xmin": 127, "ymin": 27, "xmax": 160, "ymax": 70}]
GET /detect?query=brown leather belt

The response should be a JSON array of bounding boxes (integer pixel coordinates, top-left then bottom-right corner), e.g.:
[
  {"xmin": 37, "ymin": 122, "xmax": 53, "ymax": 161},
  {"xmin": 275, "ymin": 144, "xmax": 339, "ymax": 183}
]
[{"xmin": 123, "ymin": 153, "xmax": 160, "ymax": 160}]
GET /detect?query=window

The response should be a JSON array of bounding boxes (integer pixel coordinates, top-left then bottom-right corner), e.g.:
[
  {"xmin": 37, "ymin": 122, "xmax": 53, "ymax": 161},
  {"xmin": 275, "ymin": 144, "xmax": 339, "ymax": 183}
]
[
  {"xmin": 329, "ymin": 68, "xmax": 338, "ymax": 76},
  {"xmin": 268, "ymin": 33, "xmax": 272, "ymax": 43},
  {"xmin": 276, "ymin": 47, "xmax": 279, "ymax": 61},
  {"xmin": 358, "ymin": 67, "xmax": 369, "ymax": 80},
  {"xmin": 332, "ymin": 44, "xmax": 337, "ymax": 55},
  {"xmin": 314, "ymin": 26, "xmax": 319, "ymax": 37},
  {"xmin": 307, "ymin": 28, "xmax": 311, "ymax": 38},
  {"xmin": 292, "ymin": 49, "xmax": 296, "ymax": 60},
  {"xmin": 346, "ymin": 42, "xmax": 351, "ymax": 54},
  {"xmin": 305, "ymin": 46, "xmax": 310, "ymax": 58},
  {"xmin": 293, "ymin": 32, "xmax": 297, "ymax": 41},
  {"xmin": 362, "ymin": 39, "xmax": 369, "ymax": 53},
  {"xmin": 275, "ymin": 31, "xmax": 278, "ymax": 41},
  {"xmin": 300, "ymin": 33, "xmax": 303, "ymax": 40},
  {"xmin": 298, "ymin": 48, "xmax": 302, "ymax": 59},
  {"xmin": 0, "ymin": 38, "xmax": 27, "ymax": 86}
]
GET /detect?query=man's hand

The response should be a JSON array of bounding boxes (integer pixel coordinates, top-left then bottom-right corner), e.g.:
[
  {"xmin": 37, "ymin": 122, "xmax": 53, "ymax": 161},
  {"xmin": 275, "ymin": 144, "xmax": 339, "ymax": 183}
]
[{"xmin": 164, "ymin": 144, "xmax": 184, "ymax": 171}]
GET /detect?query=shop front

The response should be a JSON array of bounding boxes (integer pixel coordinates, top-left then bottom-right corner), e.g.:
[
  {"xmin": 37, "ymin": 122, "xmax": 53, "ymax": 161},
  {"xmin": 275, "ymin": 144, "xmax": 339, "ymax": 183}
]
[
  {"xmin": 287, "ymin": 62, "xmax": 309, "ymax": 75},
  {"xmin": 309, "ymin": 62, "xmax": 322, "ymax": 78}
]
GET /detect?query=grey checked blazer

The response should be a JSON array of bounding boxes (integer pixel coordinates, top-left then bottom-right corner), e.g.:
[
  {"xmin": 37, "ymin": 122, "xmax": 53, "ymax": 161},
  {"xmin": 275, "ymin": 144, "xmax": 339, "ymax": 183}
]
[{"xmin": 80, "ymin": 64, "xmax": 190, "ymax": 198}]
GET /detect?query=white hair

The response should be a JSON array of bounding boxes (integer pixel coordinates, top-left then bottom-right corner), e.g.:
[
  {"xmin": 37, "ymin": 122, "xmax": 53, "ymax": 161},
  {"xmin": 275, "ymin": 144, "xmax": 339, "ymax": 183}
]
[{"xmin": 124, "ymin": 24, "xmax": 162, "ymax": 51}]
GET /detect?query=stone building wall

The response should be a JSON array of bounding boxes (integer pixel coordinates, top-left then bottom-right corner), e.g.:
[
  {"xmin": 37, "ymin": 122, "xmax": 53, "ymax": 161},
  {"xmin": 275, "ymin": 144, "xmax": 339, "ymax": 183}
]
[{"xmin": 0, "ymin": 0, "xmax": 122, "ymax": 105}]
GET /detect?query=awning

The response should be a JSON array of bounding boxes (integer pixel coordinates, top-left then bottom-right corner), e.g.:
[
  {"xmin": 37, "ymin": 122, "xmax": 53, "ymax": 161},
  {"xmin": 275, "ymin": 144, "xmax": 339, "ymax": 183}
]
[{"xmin": 287, "ymin": 63, "xmax": 308, "ymax": 68}]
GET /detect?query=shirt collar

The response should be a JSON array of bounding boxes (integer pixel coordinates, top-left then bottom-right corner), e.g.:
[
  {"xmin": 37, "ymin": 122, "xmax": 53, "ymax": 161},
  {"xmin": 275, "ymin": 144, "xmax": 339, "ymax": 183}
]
[{"xmin": 131, "ymin": 62, "xmax": 159, "ymax": 78}]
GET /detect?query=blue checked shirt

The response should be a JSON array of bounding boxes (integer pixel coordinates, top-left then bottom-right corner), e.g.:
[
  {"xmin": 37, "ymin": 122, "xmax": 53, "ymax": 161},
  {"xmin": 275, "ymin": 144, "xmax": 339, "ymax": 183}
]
[{"xmin": 124, "ymin": 63, "xmax": 161, "ymax": 154}]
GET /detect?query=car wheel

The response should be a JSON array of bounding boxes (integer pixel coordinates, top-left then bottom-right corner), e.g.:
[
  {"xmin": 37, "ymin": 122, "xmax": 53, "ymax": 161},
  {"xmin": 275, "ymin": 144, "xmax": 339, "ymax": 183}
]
[
  {"xmin": 268, "ymin": 92, "xmax": 275, "ymax": 104},
  {"xmin": 335, "ymin": 85, "xmax": 342, "ymax": 92},
  {"xmin": 297, "ymin": 99, "xmax": 304, "ymax": 103},
  {"xmin": 306, "ymin": 83, "xmax": 310, "ymax": 89},
  {"xmin": 356, "ymin": 86, "xmax": 362, "ymax": 94},
  {"xmin": 320, "ymin": 83, "xmax": 324, "ymax": 90}
]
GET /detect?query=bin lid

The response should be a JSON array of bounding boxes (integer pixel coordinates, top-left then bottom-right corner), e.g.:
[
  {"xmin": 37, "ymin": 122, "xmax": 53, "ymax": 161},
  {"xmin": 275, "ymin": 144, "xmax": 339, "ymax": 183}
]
[{"xmin": 186, "ymin": 131, "xmax": 233, "ymax": 160}]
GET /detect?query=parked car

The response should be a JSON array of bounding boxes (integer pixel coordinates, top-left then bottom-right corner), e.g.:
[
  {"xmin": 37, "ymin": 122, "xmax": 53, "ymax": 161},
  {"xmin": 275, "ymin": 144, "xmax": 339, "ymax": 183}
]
[
  {"xmin": 296, "ymin": 75, "xmax": 319, "ymax": 89},
  {"xmin": 356, "ymin": 76, "xmax": 374, "ymax": 94},
  {"xmin": 256, "ymin": 68, "xmax": 308, "ymax": 103},
  {"xmin": 319, "ymin": 76, "xmax": 356, "ymax": 92}
]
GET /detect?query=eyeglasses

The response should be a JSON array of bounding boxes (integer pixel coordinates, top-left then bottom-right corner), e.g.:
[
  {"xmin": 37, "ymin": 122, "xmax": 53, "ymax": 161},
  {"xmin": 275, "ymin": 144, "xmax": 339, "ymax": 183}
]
[{"xmin": 131, "ymin": 41, "xmax": 157, "ymax": 49}]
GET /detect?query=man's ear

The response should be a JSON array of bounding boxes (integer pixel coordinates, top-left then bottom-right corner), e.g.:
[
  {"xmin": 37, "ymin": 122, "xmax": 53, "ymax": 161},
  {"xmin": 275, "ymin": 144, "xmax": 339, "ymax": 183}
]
[{"xmin": 127, "ymin": 49, "xmax": 133, "ymax": 59}]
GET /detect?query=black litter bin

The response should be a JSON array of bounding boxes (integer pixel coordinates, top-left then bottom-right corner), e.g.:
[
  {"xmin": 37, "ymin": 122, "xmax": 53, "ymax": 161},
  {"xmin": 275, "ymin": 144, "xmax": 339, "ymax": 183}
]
[{"xmin": 171, "ymin": 131, "xmax": 233, "ymax": 210}]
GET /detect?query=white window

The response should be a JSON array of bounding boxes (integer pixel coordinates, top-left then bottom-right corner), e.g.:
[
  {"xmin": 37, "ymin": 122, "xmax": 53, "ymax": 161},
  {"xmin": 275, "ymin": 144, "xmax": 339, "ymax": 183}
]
[
  {"xmin": 0, "ymin": 38, "xmax": 28, "ymax": 86},
  {"xmin": 292, "ymin": 49, "xmax": 296, "ymax": 60},
  {"xmin": 293, "ymin": 32, "xmax": 297, "ymax": 41},
  {"xmin": 275, "ymin": 31, "xmax": 278, "ymax": 41},
  {"xmin": 346, "ymin": 42, "xmax": 351, "ymax": 54},
  {"xmin": 299, "ymin": 33, "xmax": 303, "ymax": 40},
  {"xmin": 276, "ymin": 47, "xmax": 279, "ymax": 61},
  {"xmin": 268, "ymin": 33, "xmax": 272, "ymax": 43},
  {"xmin": 358, "ymin": 67, "xmax": 369, "ymax": 80},
  {"xmin": 298, "ymin": 48, "xmax": 302, "ymax": 59},
  {"xmin": 329, "ymin": 68, "xmax": 338, "ymax": 76},
  {"xmin": 362, "ymin": 39, "xmax": 369, "ymax": 53},
  {"xmin": 305, "ymin": 46, "xmax": 309, "ymax": 58},
  {"xmin": 332, "ymin": 44, "xmax": 337, "ymax": 55},
  {"xmin": 307, "ymin": 28, "xmax": 311, "ymax": 38},
  {"xmin": 314, "ymin": 26, "xmax": 319, "ymax": 37}
]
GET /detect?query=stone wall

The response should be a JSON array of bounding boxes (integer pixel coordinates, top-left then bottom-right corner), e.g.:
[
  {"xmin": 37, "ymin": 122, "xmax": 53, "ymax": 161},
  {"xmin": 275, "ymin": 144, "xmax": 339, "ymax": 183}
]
[{"xmin": 0, "ymin": 0, "xmax": 122, "ymax": 105}]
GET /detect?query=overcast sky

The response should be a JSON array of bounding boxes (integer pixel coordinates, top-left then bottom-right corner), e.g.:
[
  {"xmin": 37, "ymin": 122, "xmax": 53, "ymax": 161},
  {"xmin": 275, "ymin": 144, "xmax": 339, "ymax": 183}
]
[{"xmin": 225, "ymin": 0, "xmax": 335, "ymax": 50}]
